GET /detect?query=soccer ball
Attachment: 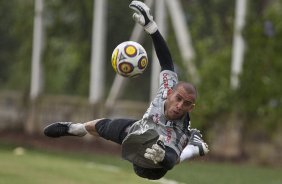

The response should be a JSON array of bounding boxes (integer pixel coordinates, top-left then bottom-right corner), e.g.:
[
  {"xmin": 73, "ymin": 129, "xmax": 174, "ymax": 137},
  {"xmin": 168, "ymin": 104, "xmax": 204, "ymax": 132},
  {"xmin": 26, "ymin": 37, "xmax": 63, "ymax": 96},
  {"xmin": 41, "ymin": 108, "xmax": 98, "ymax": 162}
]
[{"xmin": 111, "ymin": 41, "xmax": 148, "ymax": 78}]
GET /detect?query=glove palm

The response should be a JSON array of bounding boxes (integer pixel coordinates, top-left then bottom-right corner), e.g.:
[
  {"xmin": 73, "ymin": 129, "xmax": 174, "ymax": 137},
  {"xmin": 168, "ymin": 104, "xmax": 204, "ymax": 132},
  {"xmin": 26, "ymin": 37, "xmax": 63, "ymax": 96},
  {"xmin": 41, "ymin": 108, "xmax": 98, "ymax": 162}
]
[
  {"xmin": 144, "ymin": 136, "xmax": 165, "ymax": 164},
  {"xmin": 129, "ymin": 1, "xmax": 158, "ymax": 34}
]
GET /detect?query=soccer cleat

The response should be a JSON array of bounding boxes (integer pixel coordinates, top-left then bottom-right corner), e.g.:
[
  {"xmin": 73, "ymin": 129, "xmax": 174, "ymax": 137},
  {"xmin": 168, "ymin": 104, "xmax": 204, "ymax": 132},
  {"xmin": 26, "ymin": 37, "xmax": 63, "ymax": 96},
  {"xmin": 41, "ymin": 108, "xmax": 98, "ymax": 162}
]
[
  {"xmin": 188, "ymin": 129, "xmax": 209, "ymax": 156},
  {"xmin": 43, "ymin": 122, "xmax": 73, "ymax": 138}
]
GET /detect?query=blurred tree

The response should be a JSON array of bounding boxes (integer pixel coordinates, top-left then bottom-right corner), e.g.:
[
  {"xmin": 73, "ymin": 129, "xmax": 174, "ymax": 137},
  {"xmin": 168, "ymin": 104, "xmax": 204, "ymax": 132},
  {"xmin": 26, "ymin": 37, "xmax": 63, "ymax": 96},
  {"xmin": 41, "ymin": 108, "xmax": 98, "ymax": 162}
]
[
  {"xmin": 238, "ymin": 0, "xmax": 282, "ymax": 134},
  {"xmin": 0, "ymin": 0, "xmax": 281, "ymax": 134},
  {"xmin": 180, "ymin": 0, "xmax": 235, "ymax": 128},
  {"xmin": 43, "ymin": 0, "xmax": 93, "ymax": 96},
  {"xmin": 0, "ymin": 0, "xmax": 34, "ymax": 91}
]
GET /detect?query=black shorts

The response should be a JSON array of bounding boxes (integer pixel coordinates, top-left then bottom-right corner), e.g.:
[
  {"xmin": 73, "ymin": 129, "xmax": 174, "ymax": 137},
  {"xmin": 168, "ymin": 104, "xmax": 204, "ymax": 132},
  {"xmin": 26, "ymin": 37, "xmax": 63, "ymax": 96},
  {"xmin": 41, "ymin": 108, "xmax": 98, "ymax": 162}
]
[
  {"xmin": 95, "ymin": 118, "xmax": 137, "ymax": 144},
  {"xmin": 133, "ymin": 164, "xmax": 167, "ymax": 180}
]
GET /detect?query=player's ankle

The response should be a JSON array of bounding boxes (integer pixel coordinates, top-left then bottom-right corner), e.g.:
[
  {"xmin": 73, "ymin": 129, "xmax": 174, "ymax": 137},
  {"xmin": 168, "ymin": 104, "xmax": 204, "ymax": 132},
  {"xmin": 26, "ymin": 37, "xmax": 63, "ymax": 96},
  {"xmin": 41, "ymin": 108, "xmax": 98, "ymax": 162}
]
[{"xmin": 68, "ymin": 123, "xmax": 87, "ymax": 136}]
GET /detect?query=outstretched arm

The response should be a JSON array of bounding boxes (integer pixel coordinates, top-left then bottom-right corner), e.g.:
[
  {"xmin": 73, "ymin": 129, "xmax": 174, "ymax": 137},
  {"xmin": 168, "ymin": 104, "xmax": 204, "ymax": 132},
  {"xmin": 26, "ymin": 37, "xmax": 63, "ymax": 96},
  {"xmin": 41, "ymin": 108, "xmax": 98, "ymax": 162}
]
[
  {"xmin": 129, "ymin": 1, "xmax": 174, "ymax": 72},
  {"xmin": 150, "ymin": 31, "xmax": 174, "ymax": 71}
]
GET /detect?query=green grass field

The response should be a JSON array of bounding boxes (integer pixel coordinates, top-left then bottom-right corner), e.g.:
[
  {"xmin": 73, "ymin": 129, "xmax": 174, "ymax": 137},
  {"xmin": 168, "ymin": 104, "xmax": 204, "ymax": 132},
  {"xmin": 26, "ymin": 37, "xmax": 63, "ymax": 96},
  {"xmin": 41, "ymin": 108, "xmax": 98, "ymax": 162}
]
[{"xmin": 0, "ymin": 143, "xmax": 281, "ymax": 184}]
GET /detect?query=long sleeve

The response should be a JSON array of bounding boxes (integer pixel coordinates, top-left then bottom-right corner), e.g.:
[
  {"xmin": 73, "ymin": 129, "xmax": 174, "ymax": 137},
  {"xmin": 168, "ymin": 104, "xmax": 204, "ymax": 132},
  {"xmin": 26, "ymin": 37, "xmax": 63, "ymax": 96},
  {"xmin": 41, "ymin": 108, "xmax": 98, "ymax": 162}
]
[
  {"xmin": 150, "ymin": 30, "xmax": 174, "ymax": 71},
  {"xmin": 159, "ymin": 146, "xmax": 178, "ymax": 170}
]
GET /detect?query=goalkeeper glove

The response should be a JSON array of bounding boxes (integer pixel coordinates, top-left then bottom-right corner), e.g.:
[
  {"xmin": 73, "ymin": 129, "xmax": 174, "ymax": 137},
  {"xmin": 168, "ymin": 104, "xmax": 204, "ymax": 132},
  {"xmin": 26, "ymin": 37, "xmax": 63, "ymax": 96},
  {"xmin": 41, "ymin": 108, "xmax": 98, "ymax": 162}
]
[
  {"xmin": 179, "ymin": 129, "xmax": 209, "ymax": 162},
  {"xmin": 189, "ymin": 129, "xmax": 209, "ymax": 156},
  {"xmin": 144, "ymin": 135, "xmax": 165, "ymax": 164},
  {"xmin": 129, "ymin": 0, "xmax": 158, "ymax": 34}
]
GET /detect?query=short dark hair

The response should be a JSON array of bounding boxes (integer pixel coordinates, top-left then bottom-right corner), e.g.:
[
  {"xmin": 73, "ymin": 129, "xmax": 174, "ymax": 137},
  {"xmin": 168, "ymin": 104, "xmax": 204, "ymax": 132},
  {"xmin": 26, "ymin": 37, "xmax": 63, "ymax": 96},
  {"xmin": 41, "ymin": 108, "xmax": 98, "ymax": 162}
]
[
  {"xmin": 133, "ymin": 164, "xmax": 167, "ymax": 180},
  {"xmin": 174, "ymin": 81, "xmax": 197, "ymax": 99}
]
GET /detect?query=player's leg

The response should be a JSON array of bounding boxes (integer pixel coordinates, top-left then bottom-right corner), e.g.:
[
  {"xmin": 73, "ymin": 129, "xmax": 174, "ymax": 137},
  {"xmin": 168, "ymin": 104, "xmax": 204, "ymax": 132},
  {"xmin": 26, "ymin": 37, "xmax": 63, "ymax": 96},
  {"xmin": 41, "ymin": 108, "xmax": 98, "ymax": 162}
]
[
  {"xmin": 93, "ymin": 118, "xmax": 136, "ymax": 144},
  {"xmin": 43, "ymin": 118, "xmax": 136, "ymax": 144},
  {"xmin": 82, "ymin": 118, "xmax": 105, "ymax": 136},
  {"xmin": 43, "ymin": 122, "xmax": 86, "ymax": 137}
]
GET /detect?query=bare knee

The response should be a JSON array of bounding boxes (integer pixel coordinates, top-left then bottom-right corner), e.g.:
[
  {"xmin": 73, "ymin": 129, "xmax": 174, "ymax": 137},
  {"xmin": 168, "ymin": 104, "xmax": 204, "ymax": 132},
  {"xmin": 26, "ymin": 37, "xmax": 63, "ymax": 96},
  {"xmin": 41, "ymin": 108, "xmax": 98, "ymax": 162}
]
[{"xmin": 84, "ymin": 118, "xmax": 105, "ymax": 136}]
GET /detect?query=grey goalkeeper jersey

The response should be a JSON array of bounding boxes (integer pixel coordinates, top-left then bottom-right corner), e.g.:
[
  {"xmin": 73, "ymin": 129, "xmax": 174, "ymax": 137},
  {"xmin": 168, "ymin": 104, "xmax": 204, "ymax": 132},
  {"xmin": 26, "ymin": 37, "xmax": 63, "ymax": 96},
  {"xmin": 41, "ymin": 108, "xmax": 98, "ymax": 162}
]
[{"xmin": 122, "ymin": 70, "xmax": 191, "ymax": 168}]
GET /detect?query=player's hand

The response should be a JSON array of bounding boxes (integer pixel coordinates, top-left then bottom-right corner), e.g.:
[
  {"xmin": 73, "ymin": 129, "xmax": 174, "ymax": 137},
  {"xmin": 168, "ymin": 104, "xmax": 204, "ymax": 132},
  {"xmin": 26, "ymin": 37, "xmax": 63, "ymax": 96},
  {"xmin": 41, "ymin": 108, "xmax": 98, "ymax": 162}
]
[
  {"xmin": 189, "ymin": 129, "xmax": 209, "ymax": 156},
  {"xmin": 129, "ymin": 0, "xmax": 158, "ymax": 34},
  {"xmin": 144, "ymin": 136, "xmax": 165, "ymax": 164}
]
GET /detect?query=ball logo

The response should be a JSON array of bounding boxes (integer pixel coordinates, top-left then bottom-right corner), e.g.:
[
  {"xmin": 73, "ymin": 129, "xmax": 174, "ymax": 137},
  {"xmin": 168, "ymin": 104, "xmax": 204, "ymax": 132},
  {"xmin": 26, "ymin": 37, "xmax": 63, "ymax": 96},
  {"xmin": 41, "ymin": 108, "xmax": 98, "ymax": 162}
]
[
  {"xmin": 124, "ymin": 45, "xmax": 137, "ymax": 57},
  {"xmin": 138, "ymin": 56, "xmax": 148, "ymax": 70},
  {"xmin": 118, "ymin": 62, "xmax": 134, "ymax": 74}
]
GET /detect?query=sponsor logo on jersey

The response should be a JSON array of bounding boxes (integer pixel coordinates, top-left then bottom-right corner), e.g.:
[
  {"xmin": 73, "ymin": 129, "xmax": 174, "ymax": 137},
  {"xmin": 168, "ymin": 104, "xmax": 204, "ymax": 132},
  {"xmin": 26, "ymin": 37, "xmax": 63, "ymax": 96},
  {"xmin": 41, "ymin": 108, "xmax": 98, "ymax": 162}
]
[
  {"xmin": 166, "ymin": 128, "xmax": 172, "ymax": 143},
  {"xmin": 162, "ymin": 72, "xmax": 169, "ymax": 90},
  {"xmin": 153, "ymin": 114, "xmax": 160, "ymax": 124}
]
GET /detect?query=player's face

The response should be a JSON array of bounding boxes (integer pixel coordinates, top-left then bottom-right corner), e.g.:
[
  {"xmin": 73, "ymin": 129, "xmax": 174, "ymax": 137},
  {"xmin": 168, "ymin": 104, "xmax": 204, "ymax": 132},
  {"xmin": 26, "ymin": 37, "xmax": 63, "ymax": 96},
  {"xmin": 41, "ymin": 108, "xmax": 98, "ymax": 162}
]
[{"xmin": 165, "ymin": 86, "xmax": 195, "ymax": 120}]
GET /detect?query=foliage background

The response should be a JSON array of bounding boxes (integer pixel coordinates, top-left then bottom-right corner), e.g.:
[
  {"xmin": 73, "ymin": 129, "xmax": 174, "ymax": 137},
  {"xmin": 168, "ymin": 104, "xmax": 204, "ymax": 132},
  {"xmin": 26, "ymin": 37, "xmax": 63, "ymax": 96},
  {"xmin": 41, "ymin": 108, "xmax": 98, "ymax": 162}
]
[{"xmin": 0, "ymin": 0, "xmax": 281, "ymax": 140}]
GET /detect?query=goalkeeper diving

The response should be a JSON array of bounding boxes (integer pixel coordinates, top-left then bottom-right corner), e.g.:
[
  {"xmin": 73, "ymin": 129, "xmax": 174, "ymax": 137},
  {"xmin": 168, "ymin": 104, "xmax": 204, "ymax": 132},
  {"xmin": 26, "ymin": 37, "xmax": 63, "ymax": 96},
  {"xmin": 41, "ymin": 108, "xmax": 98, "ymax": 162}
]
[{"xmin": 44, "ymin": 1, "xmax": 209, "ymax": 180}]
